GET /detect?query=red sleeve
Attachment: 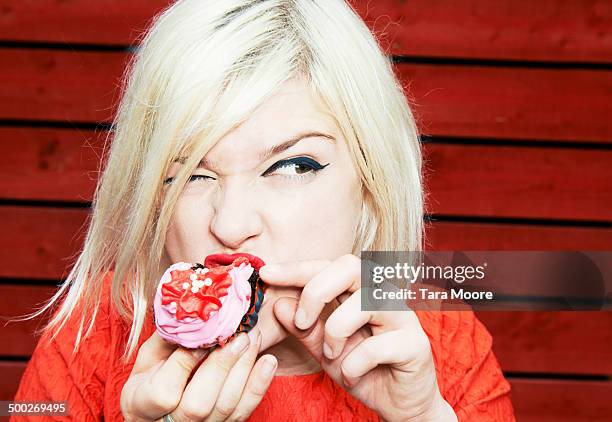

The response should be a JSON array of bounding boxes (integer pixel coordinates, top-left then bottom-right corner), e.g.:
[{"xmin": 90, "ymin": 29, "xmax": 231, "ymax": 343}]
[
  {"xmin": 415, "ymin": 310, "xmax": 516, "ymax": 421},
  {"xmin": 11, "ymin": 276, "xmax": 113, "ymax": 422}
]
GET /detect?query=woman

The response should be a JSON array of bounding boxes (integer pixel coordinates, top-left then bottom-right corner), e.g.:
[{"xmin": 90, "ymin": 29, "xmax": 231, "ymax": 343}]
[{"xmin": 12, "ymin": 0, "xmax": 515, "ymax": 420}]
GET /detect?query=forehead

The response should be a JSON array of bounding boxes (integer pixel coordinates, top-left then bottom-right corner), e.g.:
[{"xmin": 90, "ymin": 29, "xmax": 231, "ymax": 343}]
[{"xmin": 203, "ymin": 78, "xmax": 339, "ymax": 166}]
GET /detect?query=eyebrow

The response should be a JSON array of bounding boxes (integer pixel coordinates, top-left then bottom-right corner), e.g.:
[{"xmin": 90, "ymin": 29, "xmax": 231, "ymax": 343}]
[{"xmin": 175, "ymin": 131, "xmax": 336, "ymax": 169}]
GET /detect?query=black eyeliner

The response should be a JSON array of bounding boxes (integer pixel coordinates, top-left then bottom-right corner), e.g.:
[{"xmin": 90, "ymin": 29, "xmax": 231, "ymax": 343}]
[{"xmin": 262, "ymin": 156, "xmax": 329, "ymax": 176}]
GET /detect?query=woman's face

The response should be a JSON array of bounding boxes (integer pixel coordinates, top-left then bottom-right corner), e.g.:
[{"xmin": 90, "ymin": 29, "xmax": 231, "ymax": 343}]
[{"xmin": 162, "ymin": 77, "xmax": 362, "ymax": 349}]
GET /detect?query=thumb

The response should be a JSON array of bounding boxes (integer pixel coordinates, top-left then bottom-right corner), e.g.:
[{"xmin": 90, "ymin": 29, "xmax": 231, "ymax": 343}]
[{"xmin": 273, "ymin": 297, "xmax": 324, "ymax": 362}]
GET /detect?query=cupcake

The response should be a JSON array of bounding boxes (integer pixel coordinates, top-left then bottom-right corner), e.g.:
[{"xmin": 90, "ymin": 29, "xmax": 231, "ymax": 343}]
[{"xmin": 153, "ymin": 253, "xmax": 265, "ymax": 349}]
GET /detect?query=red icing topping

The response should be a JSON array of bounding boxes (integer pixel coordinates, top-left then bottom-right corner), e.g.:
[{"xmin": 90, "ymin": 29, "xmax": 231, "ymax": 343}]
[
  {"xmin": 161, "ymin": 266, "xmax": 233, "ymax": 321},
  {"xmin": 161, "ymin": 253, "xmax": 265, "ymax": 321}
]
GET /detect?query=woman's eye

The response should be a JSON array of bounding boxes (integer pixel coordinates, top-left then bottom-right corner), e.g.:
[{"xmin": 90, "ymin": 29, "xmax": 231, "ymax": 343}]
[
  {"xmin": 262, "ymin": 157, "xmax": 329, "ymax": 178},
  {"xmin": 163, "ymin": 175, "xmax": 215, "ymax": 185},
  {"xmin": 188, "ymin": 175, "xmax": 215, "ymax": 182}
]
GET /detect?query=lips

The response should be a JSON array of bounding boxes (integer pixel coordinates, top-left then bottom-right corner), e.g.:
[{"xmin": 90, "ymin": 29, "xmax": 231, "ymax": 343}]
[
  {"xmin": 153, "ymin": 253, "xmax": 266, "ymax": 348},
  {"xmin": 205, "ymin": 253, "xmax": 265, "ymax": 271}
]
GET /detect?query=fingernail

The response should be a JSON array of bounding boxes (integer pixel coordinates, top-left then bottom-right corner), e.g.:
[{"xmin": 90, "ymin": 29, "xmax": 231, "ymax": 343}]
[
  {"xmin": 262, "ymin": 356, "xmax": 278, "ymax": 378},
  {"xmin": 294, "ymin": 308, "xmax": 309, "ymax": 329},
  {"xmin": 323, "ymin": 342, "xmax": 334, "ymax": 359},
  {"xmin": 230, "ymin": 333, "xmax": 250, "ymax": 354}
]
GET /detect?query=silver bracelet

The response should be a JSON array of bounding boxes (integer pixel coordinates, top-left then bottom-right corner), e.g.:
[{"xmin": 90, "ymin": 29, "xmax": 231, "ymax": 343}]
[{"xmin": 162, "ymin": 414, "xmax": 176, "ymax": 422}]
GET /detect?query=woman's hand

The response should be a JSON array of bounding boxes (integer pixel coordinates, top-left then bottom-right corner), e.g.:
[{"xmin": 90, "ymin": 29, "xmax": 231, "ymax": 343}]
[
  {"xmin": 120, "ymin": 330, "xmax": 277, "ymax": 421},
  {"xmin": 260, "ymin": 254, "xmax": 457, "ymax": 422}
]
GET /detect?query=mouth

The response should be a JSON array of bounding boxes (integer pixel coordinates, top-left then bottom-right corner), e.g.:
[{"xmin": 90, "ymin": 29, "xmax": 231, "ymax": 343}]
[{"xmin": 204, "ymin": 252, "xmax": 266, "ymax": 271}]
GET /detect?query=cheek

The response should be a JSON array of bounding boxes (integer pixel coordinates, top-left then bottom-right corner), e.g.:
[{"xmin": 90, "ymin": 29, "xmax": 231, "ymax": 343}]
[
  {"xmin": 307, "ymin": 174, "xmax": 361, "ymax": 254},
  {"xmin": 263, "ymin": 178, "xmax": 361, "ymax": 259},
  {"xmin": 312, "ymin": 188, "xmax": 360, "ymax": 249}
]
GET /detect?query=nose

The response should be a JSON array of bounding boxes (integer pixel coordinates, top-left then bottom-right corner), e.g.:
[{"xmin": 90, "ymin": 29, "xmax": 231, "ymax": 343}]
[{"xmin": 209, "ymin": 180, "xmax": 263, "ymax": 250}]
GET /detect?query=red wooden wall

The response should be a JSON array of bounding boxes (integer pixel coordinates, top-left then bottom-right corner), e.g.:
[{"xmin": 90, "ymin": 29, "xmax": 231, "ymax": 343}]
[{"xmin": 0, "ymin": 1, "xmax": 611, "ymax": 420}]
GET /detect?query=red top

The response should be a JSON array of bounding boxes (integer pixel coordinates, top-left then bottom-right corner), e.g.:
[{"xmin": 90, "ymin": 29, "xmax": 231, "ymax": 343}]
[{"xmin": 12, "ymin": 272, "xmax": 515, "ymax": 421}]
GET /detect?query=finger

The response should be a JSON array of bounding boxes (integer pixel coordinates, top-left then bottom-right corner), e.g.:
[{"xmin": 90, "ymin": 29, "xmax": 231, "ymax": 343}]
[
  {"xmin": 293, "ymin": 254, "xmax": 362, "ymax": 330},
  {"xmin": 255, "ymin": 286, "xmax": 298, "ymax": 353},
  {"xmin": 323, "ymin": 290, "xmax": 414, "ymax": 360},
  {"xmin": 323, "ymin": 290, "xmax": 362, "ymax": 360},
  {"xmin": 206, "ymin": 330, "xmax": 262, "ymax": 421},
  {"xmin": 273, "ymin": 297, "xmax": 325, "ymax": 362},
  {"xmin": 340, "ymin": 328, "xmax": 431, "ymax": 388},
  {"xmin": 228, "ymin": 354, "xmax": 278, "ymax": 421},
  {"xmin": 171, "ymin": 333, "xmax": 251, "ymax": 421},
  {"xmin": 132, "ymin": 331, "xmax": 183, "ymax": 374},
  {"xmin": 259, "ymin": 259, "xmax": 331, "ymax": 287},
  {"xmin": 132, "ymin": 341, "xmax": 209, "ymax": 416}
]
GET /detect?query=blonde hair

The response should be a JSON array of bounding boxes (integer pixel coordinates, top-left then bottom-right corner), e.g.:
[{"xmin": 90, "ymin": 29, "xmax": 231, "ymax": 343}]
[{"xmin": 14, "ymin": 0, "xmax": 423, "ymax": 362}]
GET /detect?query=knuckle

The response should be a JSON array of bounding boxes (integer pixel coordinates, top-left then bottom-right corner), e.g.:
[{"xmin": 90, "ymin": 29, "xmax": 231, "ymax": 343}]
[
  {"xmin": 211, "ymin": 350, "xmax": 238, "ymax": 372},
  {"xmin": 136, "ymin": 342, "xmax": 152, "ymax": 359},
  {"xmin": 341, "ymin": 253, "xmax": 360, "ymax": 267},
  {"xmin": 173, "ymin": 349, "xmax": 197, "ymax": 373},
  {"xmin": 228, "ymin": 410, "xmax": 248, "ymax": 422},
  {"xmin": 214, "ymin": 402, "xmax": 235, "ymax": 419},
  {"xmin": 151, "ymin": 397, "xmax": 179, "ymax": 415},
  {"xmin": 247, "ymin": 386, "xmax": 267, "ymax": 403},
  {"xmin": 145, "ymin": 378, "xmax": 181, "ymax": 411},
  {"xmin": 181, "ymin": 403, "xmax": 210, "ymax": 421},
  {"xmin": 340, "ymin": 253, "xmax": 361, "ymax": 280},
  {"xmin": 412, "ymin": 330, "xmax": 433, "ymax": 359},
  {"xmin": 149, "ymin": 386, "xmax": 181, "ymax": 411},
  {"xmin": 176, "ymin": 354, "xmax": 193, "ymax": 373}
]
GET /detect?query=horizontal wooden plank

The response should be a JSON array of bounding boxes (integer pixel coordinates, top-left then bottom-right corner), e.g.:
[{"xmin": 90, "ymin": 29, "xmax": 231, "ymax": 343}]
[
  {"xmin": 4, "ymin": 129, "xmax": 612, "ymax": 222},
  {"xmin": 0, "ymin": 361, "xmax": 27, "ymax": 401},
  {"xmin": 2, "ymin": 206, "xmax": 612, "ymax": 280},
  {"xmin": 0, "ymin": 285, "xmax": 57, "ymax": 356},
  {"xmin": 0, "ymin": 48, "xmax": 127, "ymax": 123},
  {"xmin": 477, "ymin": 311, "xmax": 612, "ymax": 375},
  {"xmin": 357, "ymin": 0, "xmax": 612, "ymax": 63},
  {"xmin": 2, "ymin": 48, "xmax": 611, "ymax": 142},
  {"xmin": 0, "ymin": 206, "xmax": 87, "ymax": 280},
  {"xmin": 2, "ymin": 360, "xmax": 611, "ymax": 419},
  {"xmin": 425, "ymin": 221, "xmax": 612, "ymax": 251},
  {"xmin": 424, "ymin": 144, "xmax": 612, "ymax": 221},
  {"xmin": 395, "ymin": 63, "xmax": 612, "ymax": 142},
  {"xmin": 0, "ymin": 127, "xmax": 105, "ymax": 201},
  {"xmin": 509, "ymin": 378, "xmax": 612, "ymax": 422},
  {"xmin": 0, "ymin": 0, "xmax": 168, "ymax": 46},
  {"xmin": 1, "ymin": 1, "xmax": 610, "ymax": 63}
]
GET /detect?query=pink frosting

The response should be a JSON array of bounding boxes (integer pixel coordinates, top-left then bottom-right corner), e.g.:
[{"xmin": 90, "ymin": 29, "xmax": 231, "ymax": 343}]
[{"xmin": 153, "ymin": 261, "xmax": 254, "ymax": 348}]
